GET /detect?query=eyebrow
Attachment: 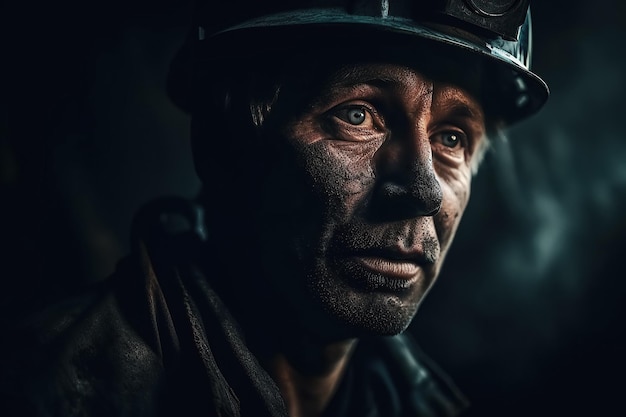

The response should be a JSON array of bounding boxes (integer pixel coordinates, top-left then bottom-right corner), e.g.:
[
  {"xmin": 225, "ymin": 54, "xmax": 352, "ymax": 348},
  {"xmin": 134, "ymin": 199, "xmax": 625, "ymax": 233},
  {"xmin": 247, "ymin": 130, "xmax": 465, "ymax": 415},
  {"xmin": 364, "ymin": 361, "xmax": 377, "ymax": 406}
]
[
  {"xmin": 310, "ymin": 64, "xmax": 483, "ymax": 122},
  {"xmin": 444, "ymin": 102, "xmax": 481, "ymax": 120},
  {"xmin": 326, "ymin": 66, "xmax": 406, "ymax": 90},
  {"xmin": 317, "ymin": 66, "xmax": 438, "ymax": 109},
  {"xmin": 309, "ymin": 68, "xmax": 404, "ymax": 109}
]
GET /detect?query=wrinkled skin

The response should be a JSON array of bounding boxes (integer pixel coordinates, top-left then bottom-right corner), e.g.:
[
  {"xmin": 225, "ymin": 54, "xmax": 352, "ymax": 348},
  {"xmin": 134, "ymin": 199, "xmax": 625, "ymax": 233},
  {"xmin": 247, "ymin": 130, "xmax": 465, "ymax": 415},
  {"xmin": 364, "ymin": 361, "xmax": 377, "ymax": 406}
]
[{"xmin": 255, "ymin": 61, "xmax": 487, "ymax": 340}]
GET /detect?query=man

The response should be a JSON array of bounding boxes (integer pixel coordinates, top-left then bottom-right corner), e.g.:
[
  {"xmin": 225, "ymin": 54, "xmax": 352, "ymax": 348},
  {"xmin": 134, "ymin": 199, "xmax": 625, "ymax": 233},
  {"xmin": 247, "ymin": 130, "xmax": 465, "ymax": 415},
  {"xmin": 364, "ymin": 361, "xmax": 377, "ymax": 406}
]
[{"xmin": 2, "ymin": 1, "xmax": 548, "ymax": 416}]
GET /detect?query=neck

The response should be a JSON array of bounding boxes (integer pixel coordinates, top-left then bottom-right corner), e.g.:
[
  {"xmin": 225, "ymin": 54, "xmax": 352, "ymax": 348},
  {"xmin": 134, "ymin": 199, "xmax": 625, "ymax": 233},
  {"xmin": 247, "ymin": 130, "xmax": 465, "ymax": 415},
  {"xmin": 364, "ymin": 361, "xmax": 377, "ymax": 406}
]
[
  {"xmin": 203, "ymin": 240, "xmax": 359, "ymax": 416},
  {"xmin": 264, "ymin": 338, "xmax": 357, "ymax": 417}
]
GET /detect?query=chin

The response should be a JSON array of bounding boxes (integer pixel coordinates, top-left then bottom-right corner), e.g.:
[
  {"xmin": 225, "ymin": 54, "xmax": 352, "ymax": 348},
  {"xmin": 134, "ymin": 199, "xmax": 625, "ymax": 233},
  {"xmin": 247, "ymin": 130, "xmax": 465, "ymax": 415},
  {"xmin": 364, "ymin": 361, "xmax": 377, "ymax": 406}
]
[
  {"xmin": 348, "ymin": 293, "xmax": 424, "ymax": 336},
  {"xmin": 308, "ymin": 272, "xmax": 429, "ymax": 338}
]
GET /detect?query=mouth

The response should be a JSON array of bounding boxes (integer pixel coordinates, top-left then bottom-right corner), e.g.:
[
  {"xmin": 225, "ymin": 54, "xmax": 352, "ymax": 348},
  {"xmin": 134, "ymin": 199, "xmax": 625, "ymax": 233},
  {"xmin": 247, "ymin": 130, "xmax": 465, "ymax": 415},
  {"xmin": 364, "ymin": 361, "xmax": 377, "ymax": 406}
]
[
  {"xmin": 336, "ymin": 248, "xmax": 431, "ymax": 293},
  {"xmin": 357, "ymin": 256, "xmax": 421, "ymax": 280}
]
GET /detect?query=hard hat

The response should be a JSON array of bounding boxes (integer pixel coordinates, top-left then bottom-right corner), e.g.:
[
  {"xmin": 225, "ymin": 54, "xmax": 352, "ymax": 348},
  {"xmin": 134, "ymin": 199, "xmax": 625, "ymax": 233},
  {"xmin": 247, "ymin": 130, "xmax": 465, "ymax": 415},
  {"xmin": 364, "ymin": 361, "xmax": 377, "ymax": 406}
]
[{"xmin": 167, "ymin": 0, "xmax": 549, "ymax": 125}]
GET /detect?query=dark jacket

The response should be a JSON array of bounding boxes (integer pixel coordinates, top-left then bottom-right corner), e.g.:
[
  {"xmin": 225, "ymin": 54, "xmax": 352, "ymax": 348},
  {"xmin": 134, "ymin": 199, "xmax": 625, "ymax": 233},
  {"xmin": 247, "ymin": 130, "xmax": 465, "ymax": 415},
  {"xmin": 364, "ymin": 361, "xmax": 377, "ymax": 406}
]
[{"xmin": 1, "ymin": 198, "xmax": 468, "ymax": 417}]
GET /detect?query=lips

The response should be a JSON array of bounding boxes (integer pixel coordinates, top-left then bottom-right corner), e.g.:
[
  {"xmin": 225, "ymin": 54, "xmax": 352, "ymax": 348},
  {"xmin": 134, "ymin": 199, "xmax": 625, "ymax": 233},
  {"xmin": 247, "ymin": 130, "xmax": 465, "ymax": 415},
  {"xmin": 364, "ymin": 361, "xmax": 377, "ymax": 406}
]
[
  {"xmin": 356, "ymin": 256, "xmax": 421, "ymax": 279},
  {"xmin": 333, "ymin": 246, "xmax": 432, "ymax": 292}
]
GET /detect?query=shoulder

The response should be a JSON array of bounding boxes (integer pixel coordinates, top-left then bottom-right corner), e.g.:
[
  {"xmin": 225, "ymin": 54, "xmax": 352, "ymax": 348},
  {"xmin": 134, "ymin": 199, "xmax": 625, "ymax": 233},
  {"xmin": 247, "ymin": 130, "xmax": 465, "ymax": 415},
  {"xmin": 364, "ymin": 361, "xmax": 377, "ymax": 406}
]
[
  {"xmin": 0, "ymin": 196, "xmax": 210, "ymax": 417},
  {"xmin": 0, "ymin": 198, "xmax": 218, "ymax": 417},
  {"xmin": 1, "ymin": 261, "xmax": 166, "ymax": 417}
]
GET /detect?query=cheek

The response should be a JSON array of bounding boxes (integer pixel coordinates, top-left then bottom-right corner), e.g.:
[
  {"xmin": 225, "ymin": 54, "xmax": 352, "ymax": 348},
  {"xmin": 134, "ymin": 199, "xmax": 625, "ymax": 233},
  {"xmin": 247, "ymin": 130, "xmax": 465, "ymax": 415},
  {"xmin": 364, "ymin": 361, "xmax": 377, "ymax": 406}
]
[
  {"xmin": 434, "ymin": 169, "xmax": 472, "ymax": 250},
  {"xmin": 260, "ymin": 135, "xmax": 383, "ymax": 264},
  {"xmin": 296, "ymin": 139, "xmax": 383, "ymax": 221}
]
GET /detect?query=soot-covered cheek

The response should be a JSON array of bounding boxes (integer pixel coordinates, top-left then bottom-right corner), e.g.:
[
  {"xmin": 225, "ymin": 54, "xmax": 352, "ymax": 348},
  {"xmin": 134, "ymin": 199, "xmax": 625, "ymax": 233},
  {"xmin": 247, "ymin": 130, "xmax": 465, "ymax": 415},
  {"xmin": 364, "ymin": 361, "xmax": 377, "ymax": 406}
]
[
  {"xmin": 280, "ymin": 109, "xmax": 385, "ymax": 223},
  {"xmin": 299, "ymin": 138, "xmax": 382, "ymax": 216},
  {"xmin": 434, "ymin": 173, "xmax": 471, "ymax": 249}
]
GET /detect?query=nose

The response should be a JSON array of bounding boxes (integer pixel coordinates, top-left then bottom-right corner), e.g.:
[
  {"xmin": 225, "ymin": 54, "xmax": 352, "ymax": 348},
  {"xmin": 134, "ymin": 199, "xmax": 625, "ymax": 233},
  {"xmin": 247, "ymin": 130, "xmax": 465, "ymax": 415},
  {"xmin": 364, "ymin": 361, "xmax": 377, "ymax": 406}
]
[{"xmin": 370, "ymin": 127, "xmax": 443, "ymax": 221}]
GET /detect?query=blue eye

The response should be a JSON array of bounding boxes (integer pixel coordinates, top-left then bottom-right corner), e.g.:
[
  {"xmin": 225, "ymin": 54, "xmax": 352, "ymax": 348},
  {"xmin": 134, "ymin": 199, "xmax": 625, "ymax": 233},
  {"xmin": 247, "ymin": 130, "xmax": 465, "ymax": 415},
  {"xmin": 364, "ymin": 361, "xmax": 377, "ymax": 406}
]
[
  {"xmin": 346, "ymin": 107, "xmax": 366, "ymax": 125},
  {"xmin": 439, "ymin": 132, "xmax": 463, "ymax": 148},
  {"xmin": 328, "ymin": 103, "xmax": 382, "ymax": 136}
]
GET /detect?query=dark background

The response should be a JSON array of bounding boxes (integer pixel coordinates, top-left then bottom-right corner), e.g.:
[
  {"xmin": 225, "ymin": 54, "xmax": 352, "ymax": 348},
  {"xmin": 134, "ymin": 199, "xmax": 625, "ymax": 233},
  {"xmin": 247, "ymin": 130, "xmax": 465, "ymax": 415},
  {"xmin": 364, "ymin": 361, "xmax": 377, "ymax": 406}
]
[{"xmin": 3, "ymin": 1, "xmax": 626, "ymax": 416}]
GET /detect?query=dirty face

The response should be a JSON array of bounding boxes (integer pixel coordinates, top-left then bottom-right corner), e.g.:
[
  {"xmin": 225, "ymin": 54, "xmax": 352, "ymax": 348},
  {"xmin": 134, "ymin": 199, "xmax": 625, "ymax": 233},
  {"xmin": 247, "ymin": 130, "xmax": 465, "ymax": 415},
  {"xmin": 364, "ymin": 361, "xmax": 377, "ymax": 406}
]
[{"xmin": 255, "ymin": 61, "xmax": 486, "ymax": 338}]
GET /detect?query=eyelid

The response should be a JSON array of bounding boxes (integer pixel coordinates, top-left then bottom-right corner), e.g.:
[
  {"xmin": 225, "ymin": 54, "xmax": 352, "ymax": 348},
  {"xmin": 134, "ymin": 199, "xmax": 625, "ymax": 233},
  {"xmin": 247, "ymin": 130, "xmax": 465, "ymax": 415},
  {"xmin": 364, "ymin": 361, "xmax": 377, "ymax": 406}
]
[
  {"xmin": 330, "ymin": 101, "xmax": 384, "ymax": 128},
  {"xmin": 437, "ymin": 114, "xmax": 484, "ymax": 138}
]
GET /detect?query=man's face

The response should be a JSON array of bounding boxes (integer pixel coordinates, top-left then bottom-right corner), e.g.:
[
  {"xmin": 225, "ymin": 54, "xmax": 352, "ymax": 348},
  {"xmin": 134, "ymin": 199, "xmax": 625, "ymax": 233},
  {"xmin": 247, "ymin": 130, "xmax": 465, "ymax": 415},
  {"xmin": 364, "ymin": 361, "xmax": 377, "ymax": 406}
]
[{"xmin": 255, "ymin": 60, "xmax": 486, "ymax": 338}]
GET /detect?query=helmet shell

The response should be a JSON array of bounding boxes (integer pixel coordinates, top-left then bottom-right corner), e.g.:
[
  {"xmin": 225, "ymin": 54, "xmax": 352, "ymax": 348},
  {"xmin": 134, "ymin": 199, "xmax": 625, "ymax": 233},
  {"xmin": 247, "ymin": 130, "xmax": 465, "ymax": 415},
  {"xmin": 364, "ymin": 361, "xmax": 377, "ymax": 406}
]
[{"xmin": 167, "ymin": 0, "xmax": 549, "ymax": 125}]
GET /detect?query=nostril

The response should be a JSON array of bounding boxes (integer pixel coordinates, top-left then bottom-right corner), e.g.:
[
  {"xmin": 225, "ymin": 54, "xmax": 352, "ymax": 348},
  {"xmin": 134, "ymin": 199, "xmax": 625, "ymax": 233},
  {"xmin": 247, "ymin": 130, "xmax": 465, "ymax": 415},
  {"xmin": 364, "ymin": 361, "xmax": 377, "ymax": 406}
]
[
  {"xmin": 372, "ymin": 137, "xmax": 443, "ymax": 220},
  {"xmin": 370, "ymin": 179, "xmax": 442, "ymax": 221}
]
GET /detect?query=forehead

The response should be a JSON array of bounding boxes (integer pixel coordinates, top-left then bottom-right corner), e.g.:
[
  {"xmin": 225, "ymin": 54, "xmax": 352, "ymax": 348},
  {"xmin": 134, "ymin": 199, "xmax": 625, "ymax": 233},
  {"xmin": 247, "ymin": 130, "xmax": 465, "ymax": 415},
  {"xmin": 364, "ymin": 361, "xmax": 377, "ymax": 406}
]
[{"xmin": 277, "ymin": 59, "xmax": 485, "ymax": 122}]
